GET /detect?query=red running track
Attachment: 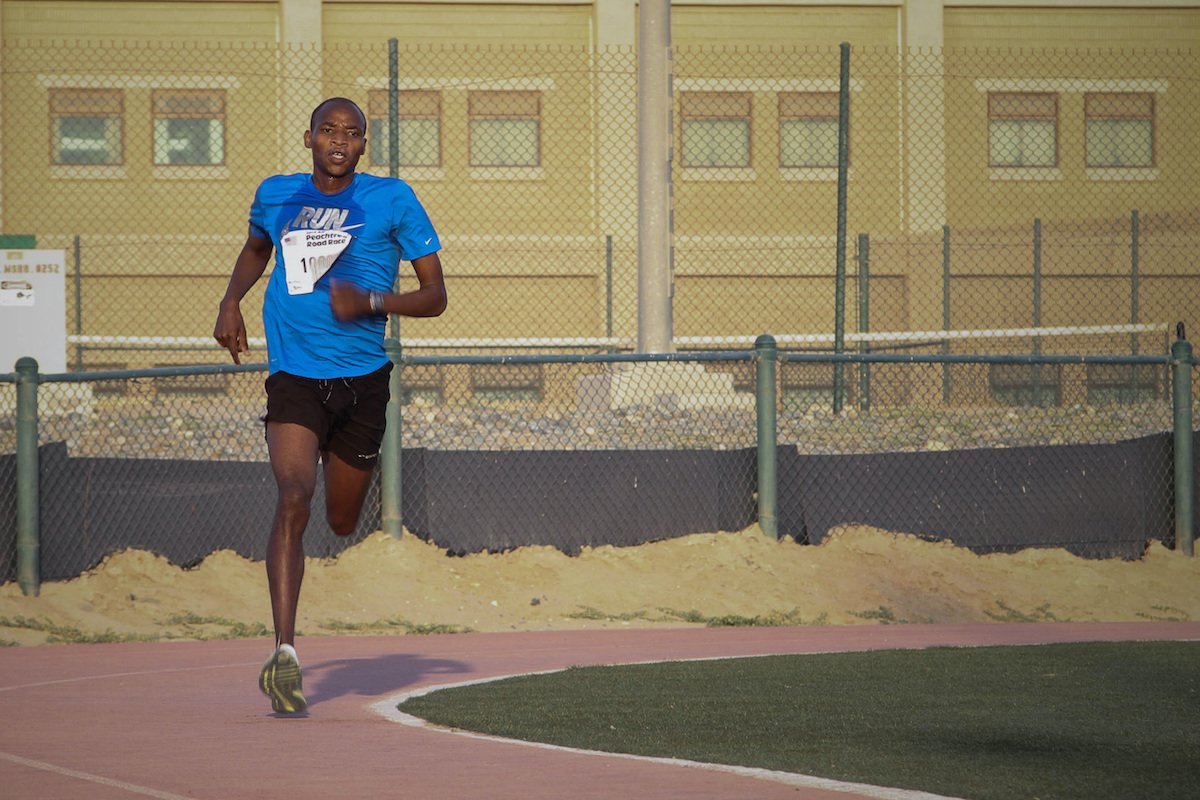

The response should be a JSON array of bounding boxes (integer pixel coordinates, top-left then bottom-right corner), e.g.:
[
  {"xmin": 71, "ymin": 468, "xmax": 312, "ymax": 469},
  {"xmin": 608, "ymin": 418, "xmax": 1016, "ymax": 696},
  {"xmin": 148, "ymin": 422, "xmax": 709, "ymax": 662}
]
[{"xmin": 1, "ymin": 622, "xmax": 1196, "ymax": 800}]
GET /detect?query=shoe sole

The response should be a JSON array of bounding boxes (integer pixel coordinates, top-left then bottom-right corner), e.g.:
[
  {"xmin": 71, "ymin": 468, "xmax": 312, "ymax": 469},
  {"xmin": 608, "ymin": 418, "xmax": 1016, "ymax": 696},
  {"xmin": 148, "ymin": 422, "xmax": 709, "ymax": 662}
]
[{"xmin": 259, "ymin": 650, "xmax": 307, "ymax": 714}]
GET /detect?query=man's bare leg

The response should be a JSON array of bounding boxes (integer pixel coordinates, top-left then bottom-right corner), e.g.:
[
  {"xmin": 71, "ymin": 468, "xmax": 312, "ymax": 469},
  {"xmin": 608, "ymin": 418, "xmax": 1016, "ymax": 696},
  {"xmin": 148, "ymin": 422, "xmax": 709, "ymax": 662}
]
[
  {"xmin": 321, "ymin": 451, "xmax": 376, "ymax": 536},
  {"xmin": 265, "ymin": 421, "xmax": 320, "ymax": 644},
  {"xmin": 260, "ymin": 421, "xmax": 318, "ymax": 714}
]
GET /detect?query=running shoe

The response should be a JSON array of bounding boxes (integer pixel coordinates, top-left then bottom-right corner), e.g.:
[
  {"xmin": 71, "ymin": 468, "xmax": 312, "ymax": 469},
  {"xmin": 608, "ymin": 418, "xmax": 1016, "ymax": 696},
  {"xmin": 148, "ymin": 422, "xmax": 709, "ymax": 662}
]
[{"xmin": 259, "ymin": 643, "xmax": 306, "ymax": 714}]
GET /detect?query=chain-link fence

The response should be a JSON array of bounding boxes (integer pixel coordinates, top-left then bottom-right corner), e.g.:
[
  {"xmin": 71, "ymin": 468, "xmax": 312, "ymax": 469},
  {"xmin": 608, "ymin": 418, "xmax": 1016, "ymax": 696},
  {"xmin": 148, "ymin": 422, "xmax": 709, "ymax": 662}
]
[
  {"xmin": 2, "ymin": 343, "xmax": 1197, "ymax": 589},
  {"xmin": 1, "ymin": 39, "xmax": 1198, "ymax": 588},
  {"xmin": 1, "ymin": 40, "xmax": 1196, "ymax": 367}
]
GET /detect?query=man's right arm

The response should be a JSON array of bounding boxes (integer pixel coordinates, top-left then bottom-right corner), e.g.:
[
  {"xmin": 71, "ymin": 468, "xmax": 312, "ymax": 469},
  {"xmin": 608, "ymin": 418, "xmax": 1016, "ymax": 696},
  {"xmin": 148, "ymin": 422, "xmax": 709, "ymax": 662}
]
[{"xmin": 213, "ymin": 228, "xmax": 273, "ymax": 364}]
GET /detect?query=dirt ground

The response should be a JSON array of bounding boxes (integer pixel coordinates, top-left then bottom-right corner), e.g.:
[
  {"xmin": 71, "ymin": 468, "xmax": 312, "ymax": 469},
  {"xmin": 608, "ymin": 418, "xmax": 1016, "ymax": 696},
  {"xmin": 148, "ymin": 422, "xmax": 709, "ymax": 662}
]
[{"xmin": 2, "ymin": 525, "xmax": 1198, "ymax": 646}]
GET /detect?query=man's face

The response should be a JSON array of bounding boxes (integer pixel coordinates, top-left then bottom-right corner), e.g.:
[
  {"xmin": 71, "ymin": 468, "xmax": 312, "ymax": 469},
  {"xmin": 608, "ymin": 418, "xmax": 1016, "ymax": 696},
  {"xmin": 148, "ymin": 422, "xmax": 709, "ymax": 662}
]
[{"xmin": 305, "ymin": 101, "xmax": 367, "ymax": 180}]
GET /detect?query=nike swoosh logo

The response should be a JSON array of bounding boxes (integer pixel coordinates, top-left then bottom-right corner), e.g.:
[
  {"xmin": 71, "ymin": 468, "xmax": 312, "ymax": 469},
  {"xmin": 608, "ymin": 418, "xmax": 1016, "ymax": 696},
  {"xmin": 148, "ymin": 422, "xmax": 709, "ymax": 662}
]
[{"xmin": 425, "ymin": 238, "xmax": 433, "ymax": 245}]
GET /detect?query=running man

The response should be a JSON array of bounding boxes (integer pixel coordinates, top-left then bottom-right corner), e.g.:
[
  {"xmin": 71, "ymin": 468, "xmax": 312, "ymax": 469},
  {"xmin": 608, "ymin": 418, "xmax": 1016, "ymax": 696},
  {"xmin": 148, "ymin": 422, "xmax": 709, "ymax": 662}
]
[{"xmin": 213, "ymin": 97, "xmax": 447, "ymax": 714}]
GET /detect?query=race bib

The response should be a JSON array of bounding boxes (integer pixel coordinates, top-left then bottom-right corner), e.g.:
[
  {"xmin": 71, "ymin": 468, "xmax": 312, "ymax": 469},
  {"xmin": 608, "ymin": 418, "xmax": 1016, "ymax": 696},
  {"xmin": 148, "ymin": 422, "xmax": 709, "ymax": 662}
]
[{"xmin": 280, "ymin": 229, "xmax": 352, "ymax": 295}]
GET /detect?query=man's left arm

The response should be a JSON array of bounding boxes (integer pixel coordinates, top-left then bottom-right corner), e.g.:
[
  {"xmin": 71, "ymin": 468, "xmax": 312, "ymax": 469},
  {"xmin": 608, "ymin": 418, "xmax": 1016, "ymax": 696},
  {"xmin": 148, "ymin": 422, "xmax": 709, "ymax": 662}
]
[{"xmin": 329, "ymin": 253, "xmax": 446, "ymax": 321}]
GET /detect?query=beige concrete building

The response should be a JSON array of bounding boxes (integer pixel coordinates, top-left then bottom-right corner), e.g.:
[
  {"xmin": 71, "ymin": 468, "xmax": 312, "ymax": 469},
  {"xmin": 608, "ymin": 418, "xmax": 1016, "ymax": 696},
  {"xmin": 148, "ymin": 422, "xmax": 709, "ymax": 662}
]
[{"xmin": 1, "ymin": 1, "xmax": 1197, "ymax": 385}]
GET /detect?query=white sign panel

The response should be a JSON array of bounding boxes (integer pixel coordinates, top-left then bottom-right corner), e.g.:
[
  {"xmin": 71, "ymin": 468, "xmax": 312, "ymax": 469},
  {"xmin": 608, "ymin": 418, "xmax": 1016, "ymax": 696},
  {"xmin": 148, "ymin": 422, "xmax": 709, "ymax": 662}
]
[
  {"xmin": 0, "ymin": 249, "xmax": 67, "ymax": 373},
  {"xmin": 0, "ymin": 280, "xmax": 35, "ymax": 307}
]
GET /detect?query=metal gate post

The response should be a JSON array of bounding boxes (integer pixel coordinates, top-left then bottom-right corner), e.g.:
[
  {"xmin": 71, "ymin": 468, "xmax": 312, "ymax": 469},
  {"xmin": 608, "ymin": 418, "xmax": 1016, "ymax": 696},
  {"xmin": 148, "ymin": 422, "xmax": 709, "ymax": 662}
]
[
  {"xmin": 1171, "ymin": 331, "xmax": 1194, "ymax": 556},
  {"xmin": 755, "ymin": 335, "xmax": 778, "ymax": 539},
  {"xmin": 15, "ymin": 357, "xmax": 40, "ymax": 595},
  {"xmin": 381, "ymin": 340, "xmax": 403, "ymax": 538}
]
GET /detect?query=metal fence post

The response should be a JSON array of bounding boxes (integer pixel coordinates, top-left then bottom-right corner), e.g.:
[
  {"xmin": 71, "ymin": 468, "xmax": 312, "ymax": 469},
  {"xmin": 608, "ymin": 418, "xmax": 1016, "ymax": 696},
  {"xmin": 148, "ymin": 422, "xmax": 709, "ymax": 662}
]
[
  {"xmin": 15, "ymin": 357, "xmax": 40, "ymax": 596},
  {"xmin": 1130, "ymin": 209, "xmax": 1141, "ymax": 394},
  {"xmin": 387, "ymin": 38, "xmax": 399, "ymax": 179},
  {"xmin": 857, "ymin": 232, "xmax": 870, "ymax": 413},
  {"xmin": 605, "ymin": 234, "xmax": 614, "ymax": 343},
  {"xmin": 832, "ymin": 41, "xmax": 851, "ymax": 414},
  {"xmin": 1171, "ymin": 329, "xmax": 1194, "ymax": 556},
  {"xmin": 1130, "ymin": 209, "xmax": 1140, "ymax": 349},
  {"xmin": 755, "ymin": 335, "xmax": 778, "ymax": 539},
  {"xmin": 381, "ymin": 339, "xmax": 403, "ymax": 539},
  {"xmin": 73, "ymin": 235, "xmax": 83, "ymax": 371},
  {"xmin": 1032, "ymin": 218, "xmax": 1043, "ymax": 403},
  {"xmin": 942, "ymin": 224, "xmax": 952, "ymax": 404}
]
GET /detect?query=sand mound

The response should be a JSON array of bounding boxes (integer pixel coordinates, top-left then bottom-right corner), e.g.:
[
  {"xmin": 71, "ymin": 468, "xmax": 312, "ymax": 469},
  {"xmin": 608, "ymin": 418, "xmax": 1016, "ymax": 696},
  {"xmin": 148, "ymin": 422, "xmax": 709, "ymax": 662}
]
[{"xmin": 2, "ymin": 526, "xmax": 1196, "ymax": 646}]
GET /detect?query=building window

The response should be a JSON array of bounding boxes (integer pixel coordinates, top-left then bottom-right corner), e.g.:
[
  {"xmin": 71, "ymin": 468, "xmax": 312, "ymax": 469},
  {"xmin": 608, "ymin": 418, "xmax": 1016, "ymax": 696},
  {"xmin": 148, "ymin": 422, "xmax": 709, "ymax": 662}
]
[
  {"xmin": 50, "ymin": 88, "xmax": 123, "ymax": 165},
  {"xmin": 1085, "ymin": 92, "xmax": 1154, "ymax": 168},
  {"xmin": 781, "ymin": 362, "xmax": 835, "ymax": 413},
  {"xmin": 680, "ymin": 91, "xmax": 752, "ymax": 168},
  {"xmin": 989, "ymin": 363, "xmax": 1061, "ymax": 408},
  {"xmin": 779, "ymin": 92, "xmax": 841, "ymax": 168},
  {"xmin": 469, "ymin": 90, "xmax": 541, "ymax": 167},
  {"xmin": 1085, "ymin": 363, "xmax": 1158, "ymax": 405},
  {"xmin": 368, "ymin": 89, "xmax": 442, "ymax": 168},
  {"xmin": 988, "ymin": 92, "xmax": 1057, "ymax": 168},
  {"xmin": 469, "ymin": 363, "xmax": 544, "ymax": 405},
  {"xmin": 152, "ymin": 90, "xmax": 225, "ymax": 166}
]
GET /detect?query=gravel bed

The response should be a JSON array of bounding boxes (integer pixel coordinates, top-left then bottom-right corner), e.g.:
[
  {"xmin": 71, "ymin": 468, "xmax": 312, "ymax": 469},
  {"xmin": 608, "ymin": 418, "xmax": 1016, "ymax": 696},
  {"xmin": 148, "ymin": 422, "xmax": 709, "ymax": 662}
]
[{"xmin": 0, "ymin": 394, "xmax": 1186, "ymax": 462}]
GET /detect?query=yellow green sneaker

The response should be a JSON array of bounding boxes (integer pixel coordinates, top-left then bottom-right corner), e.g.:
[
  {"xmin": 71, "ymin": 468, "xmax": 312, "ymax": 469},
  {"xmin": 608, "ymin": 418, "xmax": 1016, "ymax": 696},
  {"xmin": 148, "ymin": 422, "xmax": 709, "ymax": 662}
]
[{"xmin": 259, "ymin": 644, "xmax": 306, "ymax": 714}]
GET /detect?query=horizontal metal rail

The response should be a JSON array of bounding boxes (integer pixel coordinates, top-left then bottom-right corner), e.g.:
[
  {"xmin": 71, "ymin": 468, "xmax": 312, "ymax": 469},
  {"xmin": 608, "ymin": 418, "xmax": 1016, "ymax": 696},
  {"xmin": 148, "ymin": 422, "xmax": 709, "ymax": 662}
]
[
  {"xmin": 62, "ymin": 322, "xmax": 1172, "ymax": 353},
  {"xmin": 0, "ymin": 348, "xmax": 1186, "ymax": 385}
]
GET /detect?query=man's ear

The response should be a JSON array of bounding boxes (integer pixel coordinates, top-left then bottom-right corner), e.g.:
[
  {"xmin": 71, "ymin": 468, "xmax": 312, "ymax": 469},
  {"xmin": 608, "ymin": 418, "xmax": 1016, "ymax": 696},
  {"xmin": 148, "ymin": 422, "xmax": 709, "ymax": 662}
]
[{"xmin": 304, "ymin": 130, "xmax": 313, "ymax": 149}]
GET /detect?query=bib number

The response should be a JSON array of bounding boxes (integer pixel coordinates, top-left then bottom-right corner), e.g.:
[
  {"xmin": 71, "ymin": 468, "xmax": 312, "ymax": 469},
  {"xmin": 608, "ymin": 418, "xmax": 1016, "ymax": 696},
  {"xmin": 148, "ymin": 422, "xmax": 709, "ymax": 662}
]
[{"xmin": 280, "ymin": 229, "xmax": 352, "ymax": 295}]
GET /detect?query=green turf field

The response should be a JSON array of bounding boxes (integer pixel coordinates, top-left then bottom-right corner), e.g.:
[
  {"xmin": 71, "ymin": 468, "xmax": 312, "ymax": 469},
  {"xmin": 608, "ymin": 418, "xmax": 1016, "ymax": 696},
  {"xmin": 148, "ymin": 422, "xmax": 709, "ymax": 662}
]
[{"xmin": 398, "ymin": 641, "xmax": 1200, "ymax": 800}]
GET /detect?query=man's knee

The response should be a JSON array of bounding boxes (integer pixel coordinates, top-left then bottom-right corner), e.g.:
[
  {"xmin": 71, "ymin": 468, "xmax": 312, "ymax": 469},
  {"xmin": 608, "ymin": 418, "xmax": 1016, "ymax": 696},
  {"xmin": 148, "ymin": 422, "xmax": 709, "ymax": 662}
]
[
  {"xmin": 326, "ymin": 505, "xmax": 362, "ymax": 537},
  {"xmin": 274, "ymin": 482, "xmax": 313, "ymax": 525},
  {"xmin": 279, "ymin": 479, "xmax": 313, "ymax": 505}
]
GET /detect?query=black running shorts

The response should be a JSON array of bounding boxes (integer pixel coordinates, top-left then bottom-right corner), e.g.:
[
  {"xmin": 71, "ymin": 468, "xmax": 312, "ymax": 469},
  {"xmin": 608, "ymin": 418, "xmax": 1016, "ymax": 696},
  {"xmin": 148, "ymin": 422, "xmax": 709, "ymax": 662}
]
[{"xmin": 263, "ymin": 362, "xmax": 392, "ymax": 470}]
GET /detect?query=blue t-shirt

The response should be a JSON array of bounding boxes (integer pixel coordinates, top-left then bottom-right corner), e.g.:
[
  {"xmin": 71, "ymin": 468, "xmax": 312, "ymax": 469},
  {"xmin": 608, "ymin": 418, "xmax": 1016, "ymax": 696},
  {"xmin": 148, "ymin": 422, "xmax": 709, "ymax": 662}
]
[{"xmin": 249, "ymin": 172, "xmax": 440, "ymax": 378}]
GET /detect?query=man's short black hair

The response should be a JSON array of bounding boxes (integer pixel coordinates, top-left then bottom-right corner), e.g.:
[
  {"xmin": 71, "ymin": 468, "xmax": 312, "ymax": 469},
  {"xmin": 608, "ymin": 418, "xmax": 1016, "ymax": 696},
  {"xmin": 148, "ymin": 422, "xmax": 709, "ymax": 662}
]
[{"xmin": 309, "ymin": 97, "xmax": 366, "ymax": 131}]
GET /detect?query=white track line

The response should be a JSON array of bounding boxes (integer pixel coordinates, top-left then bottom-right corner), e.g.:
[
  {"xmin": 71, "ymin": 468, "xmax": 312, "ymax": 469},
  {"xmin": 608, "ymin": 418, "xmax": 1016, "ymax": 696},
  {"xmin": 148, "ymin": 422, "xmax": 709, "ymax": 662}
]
[
  {"xmin": 0, "ymin": 661, "xmax": 260, "ymax": 694},
  {"xmin": 0, "ymin": 660, "xmax": 258, "ymax": 799},
  {"xmin": 370, "ymin": 661, "xmax": 964, "ymax": 800},
  {"xmin": 0, "ymin": 751, "xmax": 195, "ymax": 800}
]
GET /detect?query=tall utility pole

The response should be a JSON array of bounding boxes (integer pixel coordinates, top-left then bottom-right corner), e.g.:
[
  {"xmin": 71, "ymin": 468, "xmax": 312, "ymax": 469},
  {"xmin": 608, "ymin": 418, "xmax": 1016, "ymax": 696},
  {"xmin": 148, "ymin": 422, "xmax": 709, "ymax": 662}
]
[{"xmin": 637, "ymin": 0, "xmax": 674, "ymax": 353}]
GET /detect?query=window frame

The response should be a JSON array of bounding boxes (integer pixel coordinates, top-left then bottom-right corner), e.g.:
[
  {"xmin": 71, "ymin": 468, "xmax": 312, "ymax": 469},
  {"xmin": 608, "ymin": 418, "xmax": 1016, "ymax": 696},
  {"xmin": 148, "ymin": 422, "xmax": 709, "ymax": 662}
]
[
  {"xmin": 1085, "ymin": 362, "xmax": 1159, "ymax": 406},
  {"xmin": 679, "ymin": 90, "xmax": 753, "ymax": 169},
  {"xmin": 468, "ymin": 90, "xmax": 542, "ymax": 169},
  {"xmin": 777, "ymin": 91, "xmax": 844, "ymax": 169},
  {"xmin": 49, "ymin": 87, "xmax": 124, "ymax": 166},
  {"xmin": 987, "ymin": 91, "xmax": 1059, "ymax": 169},
  {"xmin": 367, "ymin": 88, "xmax": 443, "ymax": 169},
  {"xmin": 1084, "ymin": 91, "xmax": 1155, "ymax": 169},
  {"xmin": 988, "ymin": 363, "xmax": 1062, "ymax": 408},
  {"xmin": 150, "ymin": 89, "xmax": 227, "ymax": 167}
]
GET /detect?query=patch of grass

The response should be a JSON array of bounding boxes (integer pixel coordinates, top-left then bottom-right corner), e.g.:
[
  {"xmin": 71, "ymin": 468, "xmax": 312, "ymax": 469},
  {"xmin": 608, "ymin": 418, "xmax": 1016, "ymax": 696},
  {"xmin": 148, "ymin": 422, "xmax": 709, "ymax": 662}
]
[
  {"xmin": 659, "ymin": 607, "xmax": 827, "ymax": 628},
  {"xmin": 566, "ymin": 607, "xmax": 650, "ymax": 622},
  {"xmin": 0, "ymin": 638, "xmax": 19, "ymax": 647},
  {"xmin": 219, "ymin": 621, "xmax": 271, "ymax": 639},
  {"xmin": 160, "ymin": 613, "xmax": 270, "ymax": 640},
  {"xmin": 0, "ymin": 615, "xmax": 157, "ymax": 644},
  {"xmin": 162, "ymin": 612, "xmax": 213, "ymax": 626},
  {"xmin": 852, "ymin": 605, "xmax": 898, "ymax": 624},
  {"xmin": 850, "ymin": 605, "xmax": 932, "ymax": 624},
  {"xmin": 655, "ymin": 607, "xmax": 706, "ymax": 624},
  {"xmin": 564, "ymin": 606, "xmax": 831, "ymax": 627},
  {"xmin": 699, "ymin": 615, "xmax": 772, "ymax": 627},
  {"xmin": 399, "ymin": 641, "xmax": 1200, "ymax": 800},
  {"xmin": 1135, "ymin": 605, "xmax": 1190, "ymax": 622},
  {"xmin": 985, "ymin": 600, "xmax": 1059, "ymax": 623},
  {"xmin": 406, "ymin": 621, "xmax": 475, "ymax": 635},
  {"xmin": 321, "ymin": 618, "xmax": 474, "ymax": 635}
]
